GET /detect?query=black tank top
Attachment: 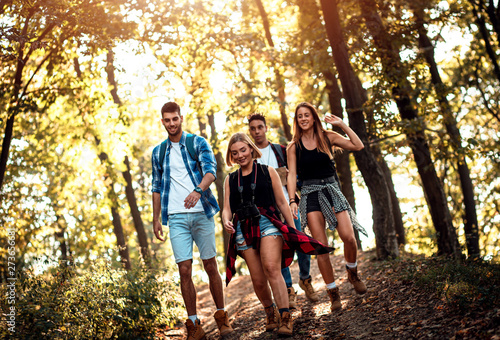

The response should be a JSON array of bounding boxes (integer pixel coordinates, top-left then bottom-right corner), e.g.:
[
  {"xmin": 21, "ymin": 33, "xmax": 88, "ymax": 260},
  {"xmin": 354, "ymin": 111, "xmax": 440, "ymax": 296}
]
[
  {"xmin": 296, "ymin": 139, "xmax": 336, "ymax": 180},
  {"xmin": 229, "ymin": 164, "xmax": 275, "ymax": 213}
]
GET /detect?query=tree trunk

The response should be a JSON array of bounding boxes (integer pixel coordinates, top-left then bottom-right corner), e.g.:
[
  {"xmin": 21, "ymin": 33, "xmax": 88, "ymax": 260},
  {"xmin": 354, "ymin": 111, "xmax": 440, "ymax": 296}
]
[
  {"xmin": 414, "ymin": 8, "xmax": 480, "ymax": 257},
  {"xmin": 359, "ymin": 0, "xmax": 460, "ymax": 257},
  {"xmin": 319, "ymin": 0, "xmax": 399, "ymax": 258},
  {"xmin": 253, "ymin": 0, "xmax": 292, "ymax": 140},
  {"xmin": 207, "ymin": 113, "xmax": 230, "ymax": 262},
  {"xmin": 98, "ymin": 149, "xmax": 132, "ymax": 270},
  {"xmin": 123, "ymin": 156, "xmax": 151, "ymax": 265},
  {"xmin": 106, "ymin": 50, "xmax": 151, "ymax": 264},
  {"xmin": 469, "ymin": 1, "xmax": 500, "ymax": 82}
]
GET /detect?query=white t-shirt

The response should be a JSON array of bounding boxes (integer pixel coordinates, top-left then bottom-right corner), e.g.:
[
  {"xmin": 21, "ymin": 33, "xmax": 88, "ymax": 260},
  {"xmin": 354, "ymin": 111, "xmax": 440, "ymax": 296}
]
[
  {"xmin": 168, "ymin": 142, "xmax": 204, "ymax": 214},
  {"xmin": 257, "ymin": 143, "xmax": 290, "ymax": 202}
]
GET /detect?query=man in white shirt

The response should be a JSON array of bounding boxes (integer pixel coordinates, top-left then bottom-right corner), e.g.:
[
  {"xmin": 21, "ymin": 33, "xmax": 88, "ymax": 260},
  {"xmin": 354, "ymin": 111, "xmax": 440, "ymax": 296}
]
[
  {"xmin": 152, "ymin": 102, "xmax": 233, "ymax": 339},
  {"xmin": 248, "ymin": 113, "xmax": 319, "ymax": 308}
]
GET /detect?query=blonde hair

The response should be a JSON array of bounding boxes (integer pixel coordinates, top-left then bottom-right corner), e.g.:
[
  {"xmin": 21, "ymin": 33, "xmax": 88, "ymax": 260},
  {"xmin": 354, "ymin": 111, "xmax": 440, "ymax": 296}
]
[{"xmin": 226, "ymin": 133, "xmax": 262, "ymax": 167}]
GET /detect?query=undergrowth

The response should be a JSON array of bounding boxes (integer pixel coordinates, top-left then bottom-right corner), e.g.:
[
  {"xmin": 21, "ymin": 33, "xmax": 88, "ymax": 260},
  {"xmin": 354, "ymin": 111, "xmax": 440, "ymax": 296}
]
[
  {"xmin": 397, "ymin": 255, "xmax": 500, "ymax": 313},
  {"xmin": 0, "ymin": 259, "xmax": 183, "ymax": 339}
]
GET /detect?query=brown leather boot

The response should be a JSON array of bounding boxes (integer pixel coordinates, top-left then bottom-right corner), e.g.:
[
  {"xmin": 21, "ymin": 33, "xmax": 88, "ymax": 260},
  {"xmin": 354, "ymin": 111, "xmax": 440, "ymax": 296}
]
[
  {"xmin": 264, "ymin": 304, "xmax": 279, "ymax": 332},
  {"xmin": 287, "ymin": 287, "xmax": 297, "ymax": 309},
  {"xmin": 346, "ymin": 266, "xmax": 367, "ymax": 294},
  {"xmin": 327, "ymin": 287, "xmax": 342, "ymax": 312},
  {"xmin": 185, "ymin": 319, "xmax": 206, "ymax": 340},
  {"xmin": 213, "ymin": 310, "xmax": 234, "ymax": 336},
  {"xmin": 299, "ymin": 277, "xmax": 319, "ymax": 302},
  {"xmin": 277, "ymin": 311, "xmax": 293, "ymax": 337}
]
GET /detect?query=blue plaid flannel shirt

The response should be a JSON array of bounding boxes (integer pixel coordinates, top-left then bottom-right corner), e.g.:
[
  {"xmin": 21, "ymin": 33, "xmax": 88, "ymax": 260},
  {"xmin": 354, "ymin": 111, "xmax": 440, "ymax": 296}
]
[{"xmin": 151, "ymin": 131, "xmax": 220, "ymax": 225}]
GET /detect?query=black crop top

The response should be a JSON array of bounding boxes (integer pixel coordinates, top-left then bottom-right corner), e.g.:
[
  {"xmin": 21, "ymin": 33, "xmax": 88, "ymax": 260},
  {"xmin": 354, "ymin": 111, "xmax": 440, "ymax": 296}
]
[
  {"xmin": 229, "ymin": 163, "xmax": 275, "ymax": 213},
  {"xmin": 296, "ymin": 139, "xmax": 336, "ymax": 180}
]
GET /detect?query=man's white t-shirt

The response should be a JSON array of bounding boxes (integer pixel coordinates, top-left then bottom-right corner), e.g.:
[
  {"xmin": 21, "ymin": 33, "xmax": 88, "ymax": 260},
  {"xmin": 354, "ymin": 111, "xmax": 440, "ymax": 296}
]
[
  {"xmin": 257, "ymin": 143, "xmax": 290, "ymax": 202},
  {"xmin": 168, "ymin": 142, "xmax": 204, "ymax": 214}
]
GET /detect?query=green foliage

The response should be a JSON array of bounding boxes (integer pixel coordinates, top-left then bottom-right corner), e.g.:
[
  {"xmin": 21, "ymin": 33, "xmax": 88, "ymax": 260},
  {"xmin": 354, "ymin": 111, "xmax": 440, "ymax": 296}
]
[
  {"xmin": 0, "ymin": 260, "xmax": 183, "ymax": 339},
  {"xmin": 401, "ymin": 256, "xmax": 500, "ymax": 313}
]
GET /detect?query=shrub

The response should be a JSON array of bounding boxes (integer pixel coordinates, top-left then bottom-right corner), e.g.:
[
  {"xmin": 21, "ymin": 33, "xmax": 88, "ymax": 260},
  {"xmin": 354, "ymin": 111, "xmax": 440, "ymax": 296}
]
[{"xmin": 0, "ymin": 259, "xmax": 183, "ymax": 339}]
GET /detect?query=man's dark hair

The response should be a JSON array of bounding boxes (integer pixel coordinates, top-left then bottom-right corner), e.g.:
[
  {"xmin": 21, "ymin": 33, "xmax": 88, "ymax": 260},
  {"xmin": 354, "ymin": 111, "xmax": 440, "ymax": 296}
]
[
  {"xmin": 161, "ymin": 102, "xmax": 181, "ymax": 116},
  {"xmin": 248, "ymin": 112, "xmax": 266, "ymax": 126}
]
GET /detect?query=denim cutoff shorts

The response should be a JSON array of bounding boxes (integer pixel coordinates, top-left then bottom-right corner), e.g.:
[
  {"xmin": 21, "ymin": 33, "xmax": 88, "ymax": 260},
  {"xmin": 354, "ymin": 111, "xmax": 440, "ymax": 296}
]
[
  {"xmin": 235, "ymin": 215, "xmax": 282, "ymax": 251},
  {"xmin": 168, "ymin": 212, "xmax": 216, "ymax": 263}
]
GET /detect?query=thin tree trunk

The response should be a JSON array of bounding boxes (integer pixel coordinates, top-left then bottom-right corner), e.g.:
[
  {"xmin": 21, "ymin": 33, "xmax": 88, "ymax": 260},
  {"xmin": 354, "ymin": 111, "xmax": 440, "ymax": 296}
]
[
  {"xmin": 98, "ymin": 148, "xmax": 132, "ymax": 270},
  {"xmin": 106, "ymin": 50, "xmax": 150, "ymax": 264},
  {"xmin": 469, "ymin": 0, "xmax": 500, "ymax": 82},
  {"xmin": 207, "ymin": 113, "xmax": 229, "ymax": 261},
  {"xmin": 253, "ymin": 0, "xmax": 292, "ymax": 140},
  {"xmin": 414, "ymin": 8, "xmax": 480, "ymax": 257},
  {"xmin": 319, "ymin": 0, "xmax": 399, "ymax": 259},
  {"xmin": 359, "ymin": 0, "xmax": 460, "ymax": 257},
  {"xmin": 123, "ymin": 156, "xmax": 151, "ymax": 264}
]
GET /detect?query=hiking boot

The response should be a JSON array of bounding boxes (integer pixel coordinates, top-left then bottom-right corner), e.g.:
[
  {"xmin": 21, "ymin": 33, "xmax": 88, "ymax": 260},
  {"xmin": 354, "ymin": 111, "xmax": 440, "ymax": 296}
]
[
  {"xmin": 213, "ymin": 310, "xmax": 234, "ymax": 336},
  {"xmin": 287, "ymin": 287, "xmax": 297, "ymax": 309},
  {"xmin": 264, "ymin": 304, "xmax": 279, "ymax": 332},
  {"xmin": 327, "ymin": 287, "xmax": 342, "ymax": 312},
  {"xmin": 299, "ymin": 277, "xmax": 319, "ymax": 302},
  {"xmin": 185, "ymin": 319, "xmax": 206, "ymax": 340},
  {"xmin": 346, "ymin": 265, "xmax": 367, "ymax": 294},
  {"xmin": 277, "ymin": 311, "xmax": 293, "ymax": 337}
]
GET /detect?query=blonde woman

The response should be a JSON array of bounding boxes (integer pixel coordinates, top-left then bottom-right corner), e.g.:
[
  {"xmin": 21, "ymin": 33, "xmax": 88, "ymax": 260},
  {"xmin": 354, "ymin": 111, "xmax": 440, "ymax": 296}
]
[
  {"xmin": 287, "ymin": 102, "xmax": 368, "ymax": 312},
  {"xmin": 222, "ymin": 133, "xmax": 332, "ymax": 337}
]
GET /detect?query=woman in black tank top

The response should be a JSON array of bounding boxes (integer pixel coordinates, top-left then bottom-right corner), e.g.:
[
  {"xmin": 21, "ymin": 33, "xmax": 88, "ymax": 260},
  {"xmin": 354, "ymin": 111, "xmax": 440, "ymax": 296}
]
[{"xmin": 286, "ymin": 102, "xmax": 368, "ymax": 312}]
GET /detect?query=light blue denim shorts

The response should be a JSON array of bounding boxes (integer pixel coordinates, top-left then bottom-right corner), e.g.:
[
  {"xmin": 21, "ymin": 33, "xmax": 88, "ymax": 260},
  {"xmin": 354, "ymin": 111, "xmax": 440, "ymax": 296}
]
[
  {"xmin": 168, "ymin": 212, "xmax": 216, "ymax": 263},
  {"xmin": 235, "ymin": 215, "xmax": 282, "ymax": 251}
]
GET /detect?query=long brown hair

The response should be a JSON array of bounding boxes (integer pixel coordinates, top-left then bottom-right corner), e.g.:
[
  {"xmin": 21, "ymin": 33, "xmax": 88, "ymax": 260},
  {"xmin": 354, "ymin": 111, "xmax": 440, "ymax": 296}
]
[{"xmin": 291, "ymin": 102, "xmax": 334, "ymax": 158}]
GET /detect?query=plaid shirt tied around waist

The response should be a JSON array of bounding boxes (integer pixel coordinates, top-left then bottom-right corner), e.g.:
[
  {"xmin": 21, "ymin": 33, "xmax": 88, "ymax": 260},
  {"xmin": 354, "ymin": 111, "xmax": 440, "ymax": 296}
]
[{"xmin": 225, "ymin": 205, "xmax": 334, "ymax": 286}]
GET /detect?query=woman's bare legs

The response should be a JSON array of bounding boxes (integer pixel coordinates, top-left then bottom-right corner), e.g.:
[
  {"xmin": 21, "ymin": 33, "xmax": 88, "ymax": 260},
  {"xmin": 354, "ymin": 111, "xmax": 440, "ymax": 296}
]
[
  {"xmin": 259, "ymin": 235, "xmax": 288, "ymax": 309},
  {"xmin": 306, "ymin": 211, "xmax": 335, "ymax": 284},
  {"xmin": 241, "ymin": 248, "xmax": 274, "ymax": 307}
]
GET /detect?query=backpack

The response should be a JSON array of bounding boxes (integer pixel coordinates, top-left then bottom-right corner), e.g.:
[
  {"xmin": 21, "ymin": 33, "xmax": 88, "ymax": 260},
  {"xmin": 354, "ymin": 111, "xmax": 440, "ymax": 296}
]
[
  {"xmin": 270, "ymin": 143, "xmax": 286, "ymax": 166},
  {"xmin": 158, "ymin": 134, "xmax": 202, "ymax": 176}
]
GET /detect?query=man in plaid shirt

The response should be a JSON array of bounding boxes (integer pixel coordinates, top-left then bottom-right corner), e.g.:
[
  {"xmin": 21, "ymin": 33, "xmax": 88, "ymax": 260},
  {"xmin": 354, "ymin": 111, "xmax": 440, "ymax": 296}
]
[{"xmin": 152, "ymin": 102, "xmax": 233, "ymax": 340}]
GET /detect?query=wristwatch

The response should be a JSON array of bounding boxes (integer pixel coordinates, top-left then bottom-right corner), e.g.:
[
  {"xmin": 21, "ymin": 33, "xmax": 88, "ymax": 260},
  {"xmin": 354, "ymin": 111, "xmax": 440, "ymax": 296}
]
[{"xmin": 194, "ymin": 186, "xmax": 203, "ymax": 195}]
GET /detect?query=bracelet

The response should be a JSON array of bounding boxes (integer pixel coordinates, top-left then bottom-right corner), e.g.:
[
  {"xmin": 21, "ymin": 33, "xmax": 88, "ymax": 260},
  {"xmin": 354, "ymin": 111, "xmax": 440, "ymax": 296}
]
[{"xmin": 289, "ymin": 200, "xmax": 296, "ymax": 205}]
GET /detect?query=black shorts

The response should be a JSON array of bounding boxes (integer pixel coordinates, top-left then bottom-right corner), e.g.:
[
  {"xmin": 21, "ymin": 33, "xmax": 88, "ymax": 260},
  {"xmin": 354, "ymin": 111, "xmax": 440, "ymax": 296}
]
[{"xmin": 306, "ymin": 188, "xmax": 334, "ymax": 212}]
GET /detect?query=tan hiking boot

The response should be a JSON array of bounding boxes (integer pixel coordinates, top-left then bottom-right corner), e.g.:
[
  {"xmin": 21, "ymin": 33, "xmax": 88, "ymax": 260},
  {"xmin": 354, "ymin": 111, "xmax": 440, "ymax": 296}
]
[
  {"xmin": 327, "ymin": 287, "xmax": 342, "ymax": 312},
  {"xmin": 299, "ymin": 277, "xmax": 319, "ymax": 302},
  {"xmin": 346, "ymin": 266, "xmax": 367, "ymax": 294},
  {"xmin": 277, "ymin": 311, "xmax": 293, "ymax": 337},
  {"xmin": 213, "ymin": 310, "xmax": 234, "ymax": 336},
  {"xmin": 287, "ymin": 287, "xmax": 297, "ymax": 309},
  {"xmin": 185, "ymin": 319, "xmax": 206, "ymax": 340},
  {"xmin": 264, "ymin": 304, "xmax": 279, "ymax": 332}
]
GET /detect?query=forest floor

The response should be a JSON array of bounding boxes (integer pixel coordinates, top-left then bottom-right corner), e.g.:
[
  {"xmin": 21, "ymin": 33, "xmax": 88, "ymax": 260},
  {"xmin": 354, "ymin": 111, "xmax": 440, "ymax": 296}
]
[{"xmin": 157, "ymin": 250, "xmax": 500, "ymax": 339}]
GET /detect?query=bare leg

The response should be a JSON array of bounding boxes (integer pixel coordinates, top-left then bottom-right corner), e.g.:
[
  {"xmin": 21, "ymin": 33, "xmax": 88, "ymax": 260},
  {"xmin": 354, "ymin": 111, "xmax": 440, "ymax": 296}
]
[
  {"xmin": 202, "ymin": 256, "xmax": 225, "ymax": 309},
  {"xmin": 241, "ymin": 248, "xmax": 274, "ymax": 307},
  {"xmin": 335, "ymin": 211, "xmax": 358, "ymax": 263},
  {"xmin": 260, "ymin": 235, "xmax": 288, "ymax": 309},
  {"xmin": 307, "ymin": 211, "xmax": 335, "ymax": 284},
  {"xmin": 178, "ymin": 260, "xmax": 197, "ymax": 316}
]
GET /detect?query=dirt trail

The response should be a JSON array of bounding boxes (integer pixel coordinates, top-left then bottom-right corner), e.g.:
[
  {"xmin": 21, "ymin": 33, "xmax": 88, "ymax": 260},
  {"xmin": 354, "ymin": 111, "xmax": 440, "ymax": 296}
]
[{"xmin": 161, "ymin": 251, "xmax": 500, "ymax": 339}]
